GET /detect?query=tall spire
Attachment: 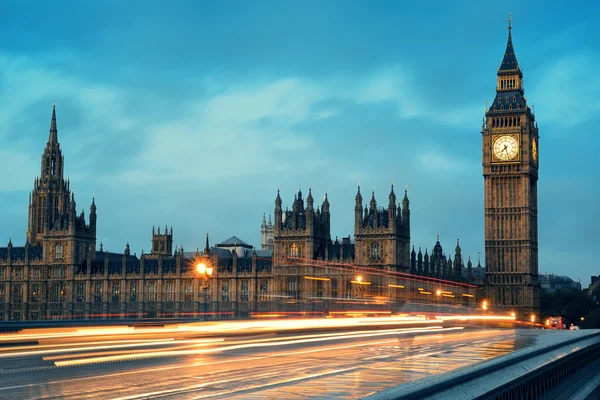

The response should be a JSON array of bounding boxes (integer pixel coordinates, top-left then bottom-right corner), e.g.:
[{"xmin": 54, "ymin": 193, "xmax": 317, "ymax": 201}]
[
  {"xmin": 204, "ymin": 233, "xmax": 210, "ymax": 253},
  {"xmin": 499, "ymin": 13, "xmax": 519, "ymax": 72},
  {"xmin": 49, "ymin": 101, "xmax": 58, "ymax": 144}
]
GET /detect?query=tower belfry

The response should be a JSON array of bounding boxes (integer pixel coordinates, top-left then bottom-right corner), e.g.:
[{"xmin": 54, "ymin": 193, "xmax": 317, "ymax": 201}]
[
  {"xmin": 482, "ymin": 16, "xmax": 540, "ymax": 315},
  {"xmin": 26, "ymin": 103, "xmax": 97, "ymax": 264},
  {"xmin": 27, "ymin": 103, "xmax": 69, "ymax": 245}
]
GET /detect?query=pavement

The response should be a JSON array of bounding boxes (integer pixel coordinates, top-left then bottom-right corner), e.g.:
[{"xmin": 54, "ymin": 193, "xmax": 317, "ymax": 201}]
[{"xmin": 0, "ymin": 319, "xmax": 525, "ymax": 399}]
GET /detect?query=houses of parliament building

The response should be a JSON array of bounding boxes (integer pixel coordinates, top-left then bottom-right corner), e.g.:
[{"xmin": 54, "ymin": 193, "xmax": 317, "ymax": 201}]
[{"xmin": 0, "ymin": 19, "xmax": 537, "ymax": 321}]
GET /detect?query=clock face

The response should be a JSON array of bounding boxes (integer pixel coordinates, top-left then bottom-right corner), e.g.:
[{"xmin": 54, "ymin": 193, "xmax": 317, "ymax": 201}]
[
  {"xmin": 493, "ymin": 135, "xmax": 520, "ymax": 161},
  {"xmin": 532, "ymin": 138, "xmax": 538, "ymax": 164}
]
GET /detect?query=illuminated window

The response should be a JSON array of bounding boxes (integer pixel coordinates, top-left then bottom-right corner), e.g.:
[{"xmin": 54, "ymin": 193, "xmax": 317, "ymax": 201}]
[
  {"xmin": 112, "ymin": 283, "xmax": 120, "ymax": 304},
  {"xmin": 290, "ymin": 243, "xmax": 299, "ymax": 257},
  {"xmin": 130, "ymin": 282, "xmax": 137, "ymax": 302},
  {"xmin": 31, "ymin": 284, "xmax": 40, "ymax": 303}
]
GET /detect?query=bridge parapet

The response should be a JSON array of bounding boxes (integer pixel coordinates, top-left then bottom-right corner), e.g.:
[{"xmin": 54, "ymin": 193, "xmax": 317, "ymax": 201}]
[{"xmin": 365, "ymin": 330, "xmax": 600, "ymax": 400}]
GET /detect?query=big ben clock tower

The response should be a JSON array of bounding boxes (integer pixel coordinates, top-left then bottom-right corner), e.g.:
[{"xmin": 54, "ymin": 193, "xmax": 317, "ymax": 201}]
[{"xmin": 482, "ymin": 15, "xmax": 539, "ymax": 316}]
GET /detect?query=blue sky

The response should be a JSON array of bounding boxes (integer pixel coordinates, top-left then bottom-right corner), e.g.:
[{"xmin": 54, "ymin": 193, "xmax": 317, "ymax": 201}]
[{"xmin": 0, "ymin": 1, "xmax": 598, "ymax": 284}]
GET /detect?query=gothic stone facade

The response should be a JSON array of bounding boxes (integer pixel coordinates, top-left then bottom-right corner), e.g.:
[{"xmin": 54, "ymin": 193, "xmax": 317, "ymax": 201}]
[
  {"xmin": 483, "ymin": 21, "xmax": 540, "ymax": 315},
  {"xmin": 271, "ymin": 188, "xmax": 478, "ymax": 312}
]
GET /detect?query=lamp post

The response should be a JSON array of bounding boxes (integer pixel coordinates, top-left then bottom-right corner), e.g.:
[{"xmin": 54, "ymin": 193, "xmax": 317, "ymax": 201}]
[
  {"xmin": 196, "ymin": 261, "xmax": 213, "ymax": 319},
  {"xmin": 436, "ymin": 289, "xmax": 441, "ymax": 313},
  {"xmin": 355, "ymin": 275, "xmax": 363, "ymax": 300}
]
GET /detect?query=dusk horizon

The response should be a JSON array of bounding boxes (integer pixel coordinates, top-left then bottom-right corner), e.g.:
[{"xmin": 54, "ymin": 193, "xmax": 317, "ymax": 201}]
[{"xmin": 1, "ymin": 0, "xmax": 598, "ymax": 286}]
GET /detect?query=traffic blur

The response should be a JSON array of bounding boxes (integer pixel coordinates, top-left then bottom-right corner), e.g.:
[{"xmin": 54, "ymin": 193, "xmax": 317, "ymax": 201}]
[{"xmin": 0, "ymin": 315, "xmax": 528, "ymax": 399}]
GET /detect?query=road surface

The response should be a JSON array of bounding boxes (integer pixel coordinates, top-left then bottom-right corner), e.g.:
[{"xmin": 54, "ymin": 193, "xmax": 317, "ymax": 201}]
[{"xmin": 0, "ymin": 319, "xmax": 526, "ymax": 399}]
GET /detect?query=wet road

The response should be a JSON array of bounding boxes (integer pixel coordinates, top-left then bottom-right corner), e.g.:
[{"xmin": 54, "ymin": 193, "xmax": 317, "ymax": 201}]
[{"xmin": 0, "ymin": 319, "xmax": 524, "ymax": 399}]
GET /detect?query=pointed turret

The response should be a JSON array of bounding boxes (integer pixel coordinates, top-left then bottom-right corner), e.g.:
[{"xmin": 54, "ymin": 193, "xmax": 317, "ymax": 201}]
[
  {"xmin": 355, "ymin": 186, "xmax": 363, "ymax": 228},
  {"xmin": 410, "ymin": 245, "xmax": 416, "ymax": 273},
  {"xmin": 89, "ymin": 196, "xmax": 97, "ymax": 231},
  {"xmin": 467, "ymin": 256, "xmax": 473, "ymax": 282},
  {"xmin": 401, "ymin": 187, "xmax": 410, "ymax": 234},
  {"xmin": 261, "ymin": 213, "xmax": 267, "ymax": 228},
  {"xmin": 454, "ymin": 238, "xmax": 462, "ymax": 279},
  {"xmin": 369, "ymin": 191, "xmax": 377, "ymax": 210},
  {"xmin": 322, "ymin": 191, "xmax": 330, "ymax": 213},
  {"xmin": 203, "ymin": 233, "xmax": 210, "ymax": 256},
  {"xmin": 125, "ymin": 242, "xmax": 131, "ymax": 256},
  {"xmin": 499, "ymin": 15, "xmax": 519, "ymax": 72},
  {"xmin": 388, "ymin": 185, "xmax": 397, "ymax": 222},
  {"xmin": 306, "ymin": 187, "xmax": 314, "ymax": 211},
  {"xmin": 49, "ymin": 102, "xmax": 58, "ymax": 144},
  {"xmin": 417, "ymin": 247, "xmax": 423, "ymax": 274}
]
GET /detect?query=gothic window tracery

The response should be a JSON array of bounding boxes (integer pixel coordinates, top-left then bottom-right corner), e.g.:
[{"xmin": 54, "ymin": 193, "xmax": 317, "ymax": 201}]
[
  {"xmin": 370, "ymin": 242, "xmax": 381, "ymax": 260},
  {"xmin": 55, "ymin": 243, "xmax": 63, "ymax": 260},
  {"xmin": 290, "ymin": 243, "xmax": 299, "ymax": 257}
]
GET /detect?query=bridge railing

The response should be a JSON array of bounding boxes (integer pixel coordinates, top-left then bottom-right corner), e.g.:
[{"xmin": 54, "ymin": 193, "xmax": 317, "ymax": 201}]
[{"xmin": 364, "ymin": 330, "xmax": 600, "ymax": 400}]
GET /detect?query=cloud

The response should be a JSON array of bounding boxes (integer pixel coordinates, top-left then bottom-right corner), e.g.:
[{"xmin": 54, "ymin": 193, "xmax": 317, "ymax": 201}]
[
  {"xmin": 0, "ymin": 149, "xmax": 38, "ymax": 191},
  {"xmin": 418, "ymin": 150, "xmax": 469, "ymax": 173},
  {"xmin": 530, "ymin": 51, "xmax": 600, "ymax": 128},
  {"xmin": 355, "ymin": 67, "xmax": 482, "ymax": 126}
]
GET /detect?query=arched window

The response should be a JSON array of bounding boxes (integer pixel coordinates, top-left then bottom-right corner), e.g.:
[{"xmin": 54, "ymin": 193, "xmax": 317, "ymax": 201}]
[
  {"xmin": 55, "ymin": 243, "xmax": 63, "ymax": 260},
  {"xmin": 370, "ymin": 242, "xmax": 380, "ymax": 260},
  {"xmin": 290, "ymin": 243, "xmax": 299, "ymax": 257}
]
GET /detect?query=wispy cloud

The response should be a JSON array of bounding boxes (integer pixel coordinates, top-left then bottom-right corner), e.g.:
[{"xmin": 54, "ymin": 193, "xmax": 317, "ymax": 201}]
[
  {"xmin": 418, "ymin": 150, "xmax": 469, "ymax": 173},
  {"xmin": 530, "ymin": 51, "xmax": 600, "ymax": 128}
]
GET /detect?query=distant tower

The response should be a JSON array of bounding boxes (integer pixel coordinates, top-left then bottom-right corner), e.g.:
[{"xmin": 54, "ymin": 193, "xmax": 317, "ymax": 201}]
[
  {"xmin": 26, "ymin": 103, "xmax": 96, "ymax": 264},
  {"xmin": 272, "ymin": 187, "xmax": 330, "ymax": 262},
  {"xmin": 354, "ymin": 185, "xmax": 411, "ymax": 271},
  {"xmin": 483, "ymin": 15, "xmax": 540, "ymax": 314},
  {"xmin": 151, "ymin": 225, "xmax": 173, "ymax": 256},
  {"xmin": 27, "ymin": 103, "xmax": 68, "ymax": 246},
  {"xmin": 453, "ymin": 239, "xmax": 462, "ymax": 279},
  {"xmin": 260, "ymin": 213, "xmax": 274, "ymax": 251}
]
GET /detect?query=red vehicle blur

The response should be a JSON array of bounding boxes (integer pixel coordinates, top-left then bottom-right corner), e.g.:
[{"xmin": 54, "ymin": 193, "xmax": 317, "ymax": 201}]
[{"xmin": 545, "ymin": 316, "xmax": 567, "ymax": 329}]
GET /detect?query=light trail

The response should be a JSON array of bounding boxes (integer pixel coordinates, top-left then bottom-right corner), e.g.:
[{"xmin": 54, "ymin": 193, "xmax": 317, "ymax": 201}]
[
  {"xmin": 0, "ymin": 338, "xmax": 224, "ymax": 359},
  {"xmin": 54, "ymin": 326, "xmax": 455, "ymax": 367}
]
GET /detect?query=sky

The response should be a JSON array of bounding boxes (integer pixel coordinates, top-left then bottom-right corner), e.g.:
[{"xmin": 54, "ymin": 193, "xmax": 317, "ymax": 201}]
[{"xmin": 0, "ymin": 1, "xmax": 598, "ymax": 285}]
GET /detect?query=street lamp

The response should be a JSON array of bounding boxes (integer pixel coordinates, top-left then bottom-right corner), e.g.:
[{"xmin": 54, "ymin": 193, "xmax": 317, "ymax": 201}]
[
  {"xmin": 531, "ymin": 314, "xmax": 536, "ymax": 329},
  {"xmin": 510, "ymin": 312, "xmax": 516, "ymax": 318},
  {"xmin": 482, "ymin": 300, "xmax": 488, "ymax": 311},
  {"xmin": 196, "ymin": 261, "xmax": 213, "ymax": 319}
]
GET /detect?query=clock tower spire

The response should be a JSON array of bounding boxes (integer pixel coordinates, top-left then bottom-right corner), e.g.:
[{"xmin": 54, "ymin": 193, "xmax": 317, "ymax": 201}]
[{"xmin": 482, "ymin": 16, "xmax": 540, "ymax": 316}]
